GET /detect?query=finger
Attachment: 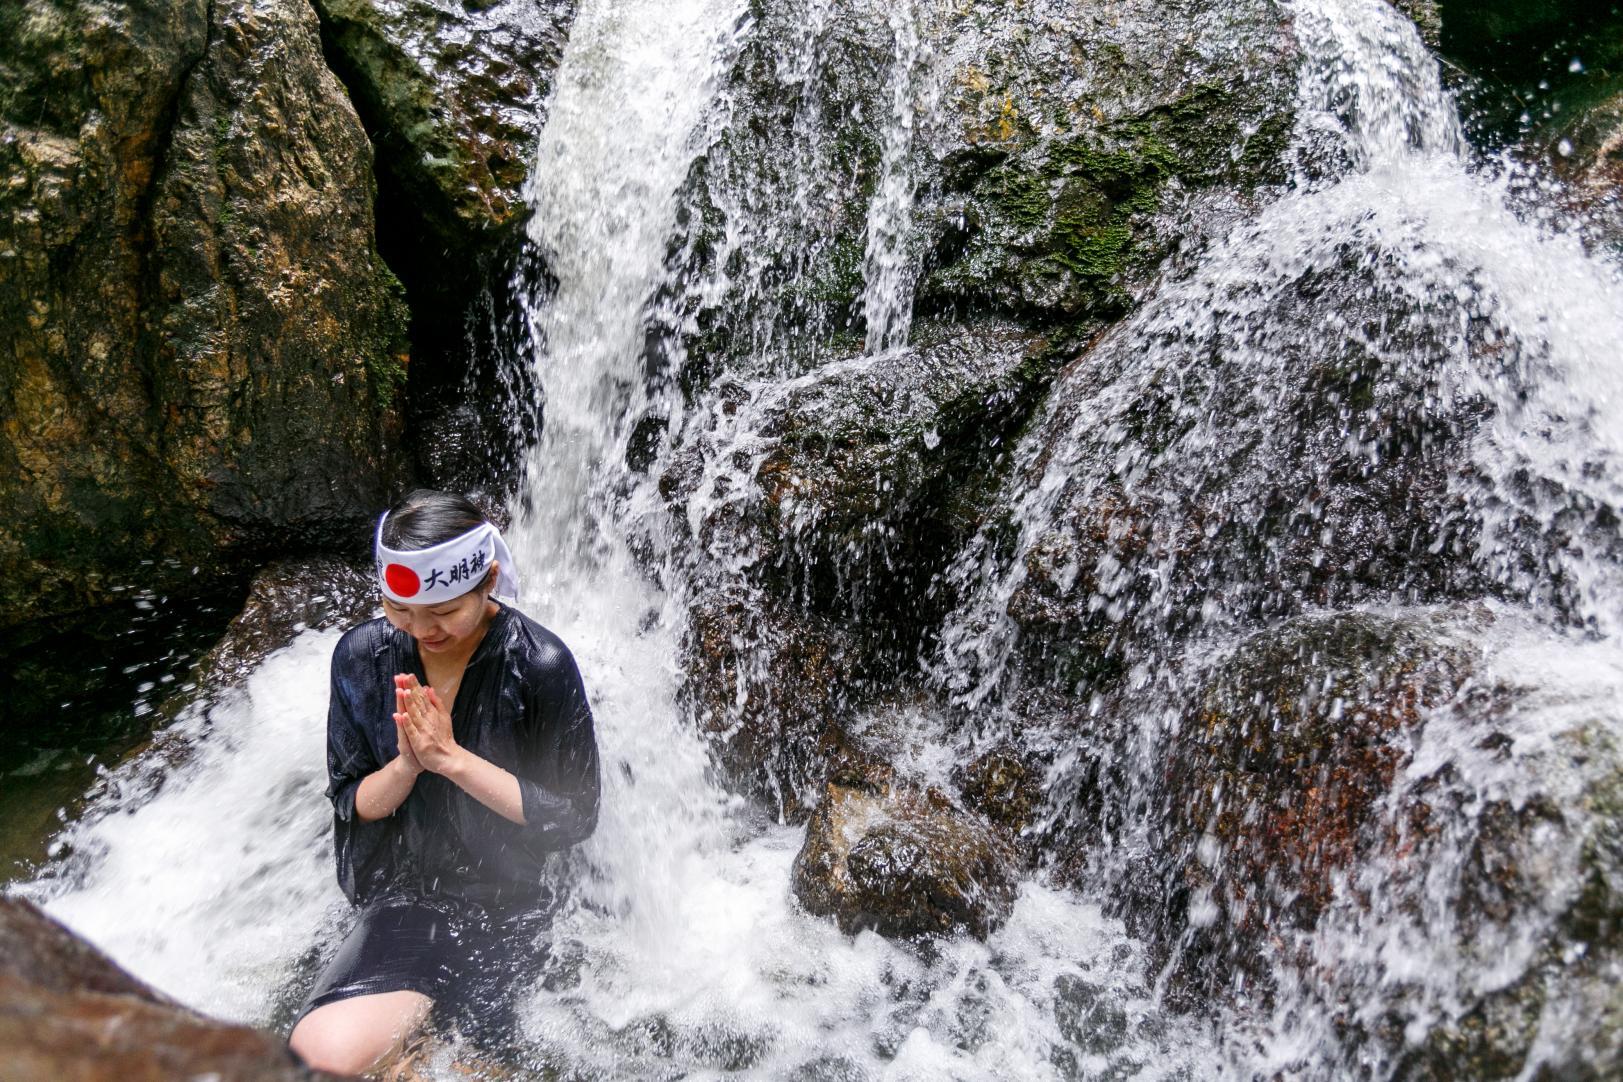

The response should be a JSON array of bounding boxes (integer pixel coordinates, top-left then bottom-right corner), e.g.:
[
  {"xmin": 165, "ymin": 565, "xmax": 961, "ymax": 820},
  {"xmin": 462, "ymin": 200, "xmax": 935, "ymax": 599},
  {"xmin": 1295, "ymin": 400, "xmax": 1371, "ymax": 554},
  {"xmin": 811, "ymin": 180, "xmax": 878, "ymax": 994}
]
[{"xmin": 425, "ymin": 687, "xmax": 444, "ymax": 710}]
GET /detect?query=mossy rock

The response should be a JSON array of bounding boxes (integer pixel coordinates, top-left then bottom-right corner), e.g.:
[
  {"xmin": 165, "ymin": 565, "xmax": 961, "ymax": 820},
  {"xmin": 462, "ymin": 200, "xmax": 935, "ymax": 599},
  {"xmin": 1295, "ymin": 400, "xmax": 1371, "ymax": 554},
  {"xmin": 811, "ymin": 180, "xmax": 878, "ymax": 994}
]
[
  {"xmin": 309, "ymin": 0, "xmax": 576, "ymax": 252},
  {"xmin": 915, "ymin": 0, "xmax": 1299, "ymax": 322},
  {"xmin": 0, "ymin": 0, "xmax": 409, "ymax": 626}
]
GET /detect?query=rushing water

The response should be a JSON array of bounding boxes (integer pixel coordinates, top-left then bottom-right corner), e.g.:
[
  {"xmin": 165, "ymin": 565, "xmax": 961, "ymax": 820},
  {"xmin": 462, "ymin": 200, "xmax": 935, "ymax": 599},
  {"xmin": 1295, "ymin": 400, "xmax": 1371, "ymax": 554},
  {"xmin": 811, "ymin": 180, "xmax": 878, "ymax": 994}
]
[{"xmin": 15, "ymin": 0, "xmax": 1623, "ymax": 1078}]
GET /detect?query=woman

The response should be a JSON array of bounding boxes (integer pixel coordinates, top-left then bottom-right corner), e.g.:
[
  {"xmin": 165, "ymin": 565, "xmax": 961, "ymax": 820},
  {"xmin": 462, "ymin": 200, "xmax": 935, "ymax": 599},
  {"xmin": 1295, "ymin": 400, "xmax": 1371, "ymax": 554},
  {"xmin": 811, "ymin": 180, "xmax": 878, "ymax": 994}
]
[{"xmin": 289, "ymin": 490, "xmax": 600, "ymax": 1076}]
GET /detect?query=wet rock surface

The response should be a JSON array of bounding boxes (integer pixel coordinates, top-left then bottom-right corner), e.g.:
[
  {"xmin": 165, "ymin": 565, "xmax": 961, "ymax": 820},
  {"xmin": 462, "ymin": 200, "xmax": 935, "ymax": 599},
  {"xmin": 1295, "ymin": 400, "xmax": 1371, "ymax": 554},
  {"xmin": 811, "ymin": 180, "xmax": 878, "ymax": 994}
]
[
  {"xmin": 0, "ymin": 896, "xmax": 333, "ymax": 1080},
  {"xmin": 0, "ymin": 0, "xmax": 408, "ymax": 627},
  {"xmin": 309, "ymin": 0, "xmax": 576, "ymax": 255},
  {"xmin": 982, "ymin": 213, "xmax": 1503, "ymax": 694},
  {"xmin": 915, "ymin": 0, "xmax": 1297, "ymax": 321},
  {"xmin": 684, "ymin": 586, "xmax": 862, "ymax": 822},
  {"xmin": 195, "ymin": 556, "xmax": 377, "ymax": 688},
  {"xmin": 1132, "ymin": 608, "xmax": 1484, "ymax": 983},
  {"xmin": 792, "ymin": 782, "xmax": 1018, "ymax": 940}
]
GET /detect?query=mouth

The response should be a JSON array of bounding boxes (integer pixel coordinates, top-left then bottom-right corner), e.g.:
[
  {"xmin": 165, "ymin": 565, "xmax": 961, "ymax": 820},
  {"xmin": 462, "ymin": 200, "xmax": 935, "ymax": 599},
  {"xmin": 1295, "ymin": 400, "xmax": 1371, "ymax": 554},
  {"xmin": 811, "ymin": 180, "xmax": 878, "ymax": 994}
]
[{"xmin": 419, "ymin": 636, "xmax": 450, "ymax": 650}]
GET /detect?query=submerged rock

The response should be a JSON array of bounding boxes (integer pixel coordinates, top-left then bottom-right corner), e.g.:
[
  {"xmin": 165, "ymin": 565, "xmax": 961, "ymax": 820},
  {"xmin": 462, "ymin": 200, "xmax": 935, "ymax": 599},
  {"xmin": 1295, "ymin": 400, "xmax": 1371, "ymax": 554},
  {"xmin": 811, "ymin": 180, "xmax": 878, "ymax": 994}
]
[
  {"xmin": 0, "ymin": 0, "xmax": 408, "ymax": 627},
  {"xmin": 791, "ymin": 782, "xmax": 1018, "ymax": 939},
  {"xmin": 0, "ymin": 896, "xmax": 331, "ymax": 1080}
]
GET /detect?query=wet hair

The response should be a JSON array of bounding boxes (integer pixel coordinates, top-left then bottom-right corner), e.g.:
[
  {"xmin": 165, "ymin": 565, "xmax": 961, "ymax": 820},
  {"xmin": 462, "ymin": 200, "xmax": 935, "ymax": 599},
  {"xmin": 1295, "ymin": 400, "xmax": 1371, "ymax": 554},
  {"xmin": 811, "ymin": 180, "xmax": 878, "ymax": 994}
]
[{"xmin": 381, "ymin": 489, "xmax": 489, "ymax": 551}]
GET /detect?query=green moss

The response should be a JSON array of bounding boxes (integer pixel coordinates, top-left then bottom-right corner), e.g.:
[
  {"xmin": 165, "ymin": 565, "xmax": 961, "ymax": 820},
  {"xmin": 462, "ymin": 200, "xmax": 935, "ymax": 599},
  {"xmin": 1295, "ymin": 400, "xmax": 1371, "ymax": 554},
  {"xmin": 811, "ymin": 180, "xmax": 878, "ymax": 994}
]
[{"xmin": 364, "ymin": 259, "xmax": 411, "ymax": 412}]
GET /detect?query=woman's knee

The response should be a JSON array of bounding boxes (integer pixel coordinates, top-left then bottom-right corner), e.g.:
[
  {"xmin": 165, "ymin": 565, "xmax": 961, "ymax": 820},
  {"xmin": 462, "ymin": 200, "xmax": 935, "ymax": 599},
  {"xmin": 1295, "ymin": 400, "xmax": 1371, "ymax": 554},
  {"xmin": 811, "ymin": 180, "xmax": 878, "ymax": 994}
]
[{"xmin": 289, "ymin": 991, "xmax": 430, "ymax": 1077}]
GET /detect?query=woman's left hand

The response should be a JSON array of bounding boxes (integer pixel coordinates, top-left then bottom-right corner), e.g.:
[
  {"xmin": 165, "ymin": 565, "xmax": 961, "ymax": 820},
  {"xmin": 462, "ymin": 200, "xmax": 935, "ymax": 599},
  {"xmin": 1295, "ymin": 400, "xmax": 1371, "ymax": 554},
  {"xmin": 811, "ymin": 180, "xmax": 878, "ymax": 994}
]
[{"xmin": 394, "ymin": 673, "xmax": 463, "ymax": 776}]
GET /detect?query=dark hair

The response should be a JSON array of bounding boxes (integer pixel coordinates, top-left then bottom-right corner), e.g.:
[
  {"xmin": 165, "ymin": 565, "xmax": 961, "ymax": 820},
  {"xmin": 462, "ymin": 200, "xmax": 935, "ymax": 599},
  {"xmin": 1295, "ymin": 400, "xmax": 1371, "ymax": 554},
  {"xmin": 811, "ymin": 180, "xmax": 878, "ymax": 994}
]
[{"xmin": 381, "ymin": 489, "xmax": 489, "ymax": 551}]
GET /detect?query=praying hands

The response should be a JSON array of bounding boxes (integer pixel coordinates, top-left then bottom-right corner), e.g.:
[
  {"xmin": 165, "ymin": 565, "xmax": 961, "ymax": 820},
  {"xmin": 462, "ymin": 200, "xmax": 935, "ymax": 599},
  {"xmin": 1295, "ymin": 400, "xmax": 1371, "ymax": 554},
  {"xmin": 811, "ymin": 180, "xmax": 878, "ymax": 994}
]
[{"xmin": 393, "ymin": 673, "xmax": 459, "ymax": 775}]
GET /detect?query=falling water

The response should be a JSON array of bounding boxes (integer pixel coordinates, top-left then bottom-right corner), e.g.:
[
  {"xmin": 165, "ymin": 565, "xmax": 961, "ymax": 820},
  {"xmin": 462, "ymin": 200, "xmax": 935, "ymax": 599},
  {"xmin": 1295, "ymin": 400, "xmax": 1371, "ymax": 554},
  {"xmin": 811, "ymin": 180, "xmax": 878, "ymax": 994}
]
[{"xmin": 14, "ymin": 0, "xmax": 1623, "ymax": 1078}]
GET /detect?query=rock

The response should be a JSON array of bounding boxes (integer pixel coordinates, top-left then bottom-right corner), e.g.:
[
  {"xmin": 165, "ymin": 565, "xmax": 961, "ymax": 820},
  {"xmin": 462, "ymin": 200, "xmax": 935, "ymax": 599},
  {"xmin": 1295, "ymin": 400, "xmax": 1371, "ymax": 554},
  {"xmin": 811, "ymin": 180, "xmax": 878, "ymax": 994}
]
[
  {"xmin": 1147, "ymin": 608, "xmax": 1481, "ymax": 969},
  {"xmin": 664, "ymin": 0, "xmax": 1303, "ymax": 828},
  {"xmin": 309, "ymin": 0, "xmax": 575, "ymax": 256},
  {"xmin": 0, "ymin": 0, "xmax": 408, "ymax": 627},
  {"xmin": 662, "ymin": 0, "xmax": 897, "ymax": 367},
  {"xmin": 976, "ymin": 207, "xmax": 1502, "ymax": 695},
  {"xmin": 1052, "ymin": 974, "xmax": 1130, "ymax": 1058},
  {"xmin": 791, "ymin": 782, "xmax": 1018, "ymax": 939},
  {"xmin": 914, "ymin": 0, "xmax": 1297, "ymax": 321},
  {"xmin": 1364, "ymin": 709, "xmax": 1623, "ymax": 1082},
  {"xmin": 954, "ymin": 743, "xmax": 1044, "ymax": 858},
  {"xmin": 1388, "ymin": 0, "xmax": 1440, "ymax": 48},
  {"xmin": 304, "ymin": 1, "xmax": 575, "ymax": 499},
  {"xmin": 0, "ymin": 896, "xmax": 334, "ymax": 1080},
  {"xmin": 749, "ymin": 320, "xmax": 1053, "ymax": 622},
  {"xmin": 1036, "ymin": 603, "xmax": 1623, "ymax": 1079},
  {"xmin": 683, "ymin": 587, "xmax": 865, "ymax": 822},
  {"xmin": 195, "ymin": 556, "xmax": 378, "ymax": 687},
  {"xmin": 149, "ymin": 0, "xmax": 411, "ymax": 546}
]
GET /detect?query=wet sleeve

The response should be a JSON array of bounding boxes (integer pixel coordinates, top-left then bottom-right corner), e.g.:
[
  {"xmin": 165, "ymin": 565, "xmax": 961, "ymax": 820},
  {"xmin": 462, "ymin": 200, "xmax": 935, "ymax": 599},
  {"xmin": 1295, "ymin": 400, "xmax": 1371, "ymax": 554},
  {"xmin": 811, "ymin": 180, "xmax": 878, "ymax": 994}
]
[
  {"xmin": 514, "ymin": 644, "xmax": 601, "ymax": 851},
  {"xmin": 326, "ymin": 641, "xmax": 396, "ymax": 904}
]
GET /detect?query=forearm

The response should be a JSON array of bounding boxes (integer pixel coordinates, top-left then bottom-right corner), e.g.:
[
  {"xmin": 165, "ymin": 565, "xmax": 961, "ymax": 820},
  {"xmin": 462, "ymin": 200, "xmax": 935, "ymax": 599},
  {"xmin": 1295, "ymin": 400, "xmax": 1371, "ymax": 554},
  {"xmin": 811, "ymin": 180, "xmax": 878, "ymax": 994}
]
[
  {"xmin": 354, "ymin": 754, "xmax": 422, "ymax": 821},
  {"xmin": 442, "ymin": 749, "xmax": 526, "ymax": 825}
]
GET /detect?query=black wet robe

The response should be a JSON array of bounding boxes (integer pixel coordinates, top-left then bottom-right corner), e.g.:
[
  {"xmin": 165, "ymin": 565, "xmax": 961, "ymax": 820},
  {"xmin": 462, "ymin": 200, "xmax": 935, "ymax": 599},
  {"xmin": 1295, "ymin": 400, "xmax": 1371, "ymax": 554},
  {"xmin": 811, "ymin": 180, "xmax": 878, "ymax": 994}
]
[{"xmin": 299, "ymin": 602, "xmax": 599, "ymax": 1032}]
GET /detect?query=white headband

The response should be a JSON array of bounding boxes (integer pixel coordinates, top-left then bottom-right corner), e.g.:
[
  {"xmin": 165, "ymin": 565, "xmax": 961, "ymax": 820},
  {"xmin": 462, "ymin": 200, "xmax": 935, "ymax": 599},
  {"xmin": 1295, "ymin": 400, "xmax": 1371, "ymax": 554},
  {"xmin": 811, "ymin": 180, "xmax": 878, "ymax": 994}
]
[{"xmin": 374, "ymin": 513, "xmax": 519, "ymax": 605}]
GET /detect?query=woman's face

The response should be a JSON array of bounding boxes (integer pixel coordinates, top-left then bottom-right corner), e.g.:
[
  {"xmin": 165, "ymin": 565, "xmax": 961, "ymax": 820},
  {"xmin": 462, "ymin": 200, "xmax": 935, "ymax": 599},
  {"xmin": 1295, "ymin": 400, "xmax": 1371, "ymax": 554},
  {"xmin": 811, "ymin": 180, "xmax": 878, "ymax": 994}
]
[{"xmin": 381, "ymin": 565, "xmax": 498, "ymax": 655}]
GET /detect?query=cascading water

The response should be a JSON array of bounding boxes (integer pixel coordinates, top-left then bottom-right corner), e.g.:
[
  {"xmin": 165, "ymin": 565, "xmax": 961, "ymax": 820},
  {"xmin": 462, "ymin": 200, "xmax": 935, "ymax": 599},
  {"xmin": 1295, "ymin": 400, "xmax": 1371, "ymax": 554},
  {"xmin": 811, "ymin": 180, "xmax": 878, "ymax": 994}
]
[
  {"xmin": 930, "ymin": 0, "xmax": 1623, "ymax": 1077},
  {"xmin": 13, "ymin": 0, "xmax": 1623, "ymax": 1079}
]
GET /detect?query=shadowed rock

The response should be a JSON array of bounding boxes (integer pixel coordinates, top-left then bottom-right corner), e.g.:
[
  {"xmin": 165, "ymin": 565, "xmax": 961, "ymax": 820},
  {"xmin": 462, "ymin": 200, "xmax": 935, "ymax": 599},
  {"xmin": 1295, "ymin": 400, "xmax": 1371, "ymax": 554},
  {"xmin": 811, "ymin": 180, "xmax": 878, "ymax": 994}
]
[{"xmin": 195, "ymin": 556, "xmax": 378, "ymax": 688}]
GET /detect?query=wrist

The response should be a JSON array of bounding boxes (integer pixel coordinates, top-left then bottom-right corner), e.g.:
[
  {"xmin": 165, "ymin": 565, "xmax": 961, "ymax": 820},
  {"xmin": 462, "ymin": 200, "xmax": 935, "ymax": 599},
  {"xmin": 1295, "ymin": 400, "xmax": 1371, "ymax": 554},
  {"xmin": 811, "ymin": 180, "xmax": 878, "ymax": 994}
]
[
  {"xmin": 395, "ymin": 752, "xmax": 423, "ymax": 779},
  {"xmin": 437, "ymin": 745, "xmax": 475, "ymax": 781}
]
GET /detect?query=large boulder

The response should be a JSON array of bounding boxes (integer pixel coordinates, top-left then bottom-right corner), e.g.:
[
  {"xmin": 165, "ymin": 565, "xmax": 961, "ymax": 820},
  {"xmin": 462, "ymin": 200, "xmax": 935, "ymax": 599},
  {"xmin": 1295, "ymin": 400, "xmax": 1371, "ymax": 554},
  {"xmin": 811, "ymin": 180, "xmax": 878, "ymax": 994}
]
[
  {"xmin": 1037, "ymin": 605, "xmax": 1623, "ymax": 1079},
  {"xmin": 791, "ymin": 782, "xmax": 1018, "ymax": 939},
  {"xmin": 662, "ymin": 0, "xmax": 1303, "ymax": 821},
  {"xmin": 308, "ymin": 0, "xmax": 577, "ymax": 259},
  {"xmin": 0, "ymin": 895, "xmax": 333, "ymax": 1080},
  {"xmin": 663, "ymin": 0, "xmax": 1298, "ymax": 379},
  {"xmin": 947, "ymin": 188, "xmax": 1505, "ymax": 698},
  {"xmin": 0, "ymin": 0, "xmax": 408, "ymax": 627}
]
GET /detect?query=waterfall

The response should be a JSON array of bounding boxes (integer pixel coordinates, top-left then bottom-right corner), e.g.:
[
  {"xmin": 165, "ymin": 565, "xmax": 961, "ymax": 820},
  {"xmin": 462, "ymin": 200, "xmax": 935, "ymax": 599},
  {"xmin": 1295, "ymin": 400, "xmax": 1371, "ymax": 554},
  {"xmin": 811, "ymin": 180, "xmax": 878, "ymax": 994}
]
[
  {"xmin": 14, "ymin": 0, "xmax": 1622, "ymax": 1078},
  {"xmin": 930, "ymin": 0, "xmax": 1623, "ymax": 1077}
]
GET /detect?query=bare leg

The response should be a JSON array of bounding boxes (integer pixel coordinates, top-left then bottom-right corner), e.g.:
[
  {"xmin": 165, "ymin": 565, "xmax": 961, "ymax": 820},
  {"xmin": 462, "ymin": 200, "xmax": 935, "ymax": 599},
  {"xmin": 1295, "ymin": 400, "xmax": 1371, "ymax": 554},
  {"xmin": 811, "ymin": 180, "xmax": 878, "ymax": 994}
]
[{"xmin": 289, "ymin": 990, "xmax": 432, "ymax": 1078}]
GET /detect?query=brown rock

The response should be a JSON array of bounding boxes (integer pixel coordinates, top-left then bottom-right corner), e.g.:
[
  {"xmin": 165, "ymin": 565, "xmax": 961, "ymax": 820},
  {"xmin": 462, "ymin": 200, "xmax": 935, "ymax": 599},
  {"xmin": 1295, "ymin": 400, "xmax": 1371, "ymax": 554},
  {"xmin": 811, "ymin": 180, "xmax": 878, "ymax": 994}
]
[
  {"xmin": 684, "ymin": 587, "xmax": 861, "ymax": 823},
  {"xmin": 0, "ymin": 0, "xmax": 408, "ymax": 628},
  {"xmin": 791, "ymin": 783, "xmax": 1019, "ymax": 940},
  {"xmin": 0, "ymin": 896, "xmax": 333, "ymax": 1080}
]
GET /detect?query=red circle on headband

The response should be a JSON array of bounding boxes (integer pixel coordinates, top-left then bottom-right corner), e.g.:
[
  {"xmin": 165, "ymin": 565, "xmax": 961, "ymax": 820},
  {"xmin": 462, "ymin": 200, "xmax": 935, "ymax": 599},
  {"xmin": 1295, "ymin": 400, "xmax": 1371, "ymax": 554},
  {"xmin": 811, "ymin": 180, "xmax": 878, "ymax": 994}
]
[{"xmin": 384, "ymin": 564, "xmax": 421, "ymax": 597}]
